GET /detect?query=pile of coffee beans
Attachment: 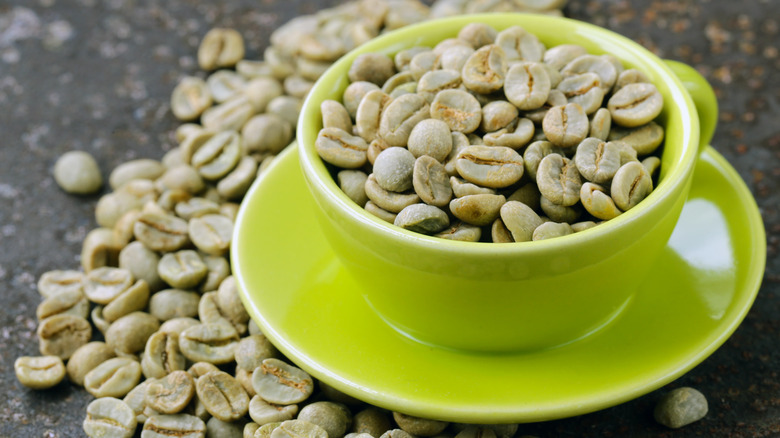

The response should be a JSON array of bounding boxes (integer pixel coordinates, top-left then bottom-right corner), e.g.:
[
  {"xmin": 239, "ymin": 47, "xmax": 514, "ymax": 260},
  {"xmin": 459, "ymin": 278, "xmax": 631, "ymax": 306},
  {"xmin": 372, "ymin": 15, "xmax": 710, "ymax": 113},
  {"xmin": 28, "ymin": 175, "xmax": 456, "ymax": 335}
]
[{"xmin": 315, "ymin": 22, "xmax": 666, "ymax": 242}]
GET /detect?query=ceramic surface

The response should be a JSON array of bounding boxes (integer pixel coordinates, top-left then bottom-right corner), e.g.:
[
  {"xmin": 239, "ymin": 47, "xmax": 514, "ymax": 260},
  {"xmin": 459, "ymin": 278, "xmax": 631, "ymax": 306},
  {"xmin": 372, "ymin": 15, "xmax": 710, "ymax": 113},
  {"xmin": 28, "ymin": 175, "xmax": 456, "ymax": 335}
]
[{"xmin": 233, "ymin": 144, "xmax": 765, "ymax": 423}]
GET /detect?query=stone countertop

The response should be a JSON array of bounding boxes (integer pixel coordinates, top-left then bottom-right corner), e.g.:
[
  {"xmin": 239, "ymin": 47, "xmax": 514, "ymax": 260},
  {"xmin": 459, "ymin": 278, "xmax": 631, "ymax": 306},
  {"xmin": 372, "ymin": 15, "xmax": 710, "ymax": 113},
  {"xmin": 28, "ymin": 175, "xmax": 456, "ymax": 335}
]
[{"xmin": 0, "ymin": 0, "xmax": 777, "ymax": 436}]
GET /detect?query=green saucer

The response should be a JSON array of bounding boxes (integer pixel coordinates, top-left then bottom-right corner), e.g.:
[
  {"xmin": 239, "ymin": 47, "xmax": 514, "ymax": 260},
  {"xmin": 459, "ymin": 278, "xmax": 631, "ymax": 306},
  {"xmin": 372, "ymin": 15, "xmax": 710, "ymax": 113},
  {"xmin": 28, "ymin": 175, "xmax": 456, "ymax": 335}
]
[{"xmin": 232, "ymin": 144, "xmax": 765, "ymax": 423}]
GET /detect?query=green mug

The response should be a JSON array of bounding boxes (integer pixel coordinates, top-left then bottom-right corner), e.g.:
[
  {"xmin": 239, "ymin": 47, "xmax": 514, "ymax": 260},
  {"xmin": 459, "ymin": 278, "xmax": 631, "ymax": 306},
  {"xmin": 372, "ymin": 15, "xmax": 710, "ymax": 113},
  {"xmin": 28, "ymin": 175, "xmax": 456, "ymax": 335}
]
[{"xmin": 298, "ymin": 13, "xmax": 717, "ymax": 352}]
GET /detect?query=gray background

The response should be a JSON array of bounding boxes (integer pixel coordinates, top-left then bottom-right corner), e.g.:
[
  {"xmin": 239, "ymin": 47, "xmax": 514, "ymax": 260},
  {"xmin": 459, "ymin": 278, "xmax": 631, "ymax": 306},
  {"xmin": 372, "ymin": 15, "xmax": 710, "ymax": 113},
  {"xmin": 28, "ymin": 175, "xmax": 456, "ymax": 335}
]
[{"xmin": 1, "ymin": 0, "xmax": 777, "ymax": 436}]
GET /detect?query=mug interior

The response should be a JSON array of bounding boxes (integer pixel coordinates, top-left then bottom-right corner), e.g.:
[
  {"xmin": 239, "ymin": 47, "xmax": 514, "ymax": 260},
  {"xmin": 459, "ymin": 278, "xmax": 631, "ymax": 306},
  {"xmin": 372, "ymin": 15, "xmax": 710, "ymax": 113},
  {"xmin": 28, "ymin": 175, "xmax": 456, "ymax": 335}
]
[{"xmin": 298, "ymin": 13, "xmax": 699, "ymax": 256}]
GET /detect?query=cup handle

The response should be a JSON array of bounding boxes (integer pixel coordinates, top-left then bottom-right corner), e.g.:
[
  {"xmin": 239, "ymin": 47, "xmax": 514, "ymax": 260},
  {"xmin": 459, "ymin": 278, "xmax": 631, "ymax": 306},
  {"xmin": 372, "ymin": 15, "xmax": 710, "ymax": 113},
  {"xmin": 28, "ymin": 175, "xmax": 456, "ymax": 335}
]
[{"xmin": 663, "ymin": 60, "xmax": 718, "ymax": 154}]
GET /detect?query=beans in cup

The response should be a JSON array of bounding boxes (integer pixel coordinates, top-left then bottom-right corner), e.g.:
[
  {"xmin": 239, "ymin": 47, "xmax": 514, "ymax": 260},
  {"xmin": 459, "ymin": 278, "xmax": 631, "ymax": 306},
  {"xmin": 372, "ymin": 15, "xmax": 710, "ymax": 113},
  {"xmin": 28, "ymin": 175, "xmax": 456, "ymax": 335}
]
[{"xmin": 315, "ymin": 22, "xmax": 665, "ymax": 242}]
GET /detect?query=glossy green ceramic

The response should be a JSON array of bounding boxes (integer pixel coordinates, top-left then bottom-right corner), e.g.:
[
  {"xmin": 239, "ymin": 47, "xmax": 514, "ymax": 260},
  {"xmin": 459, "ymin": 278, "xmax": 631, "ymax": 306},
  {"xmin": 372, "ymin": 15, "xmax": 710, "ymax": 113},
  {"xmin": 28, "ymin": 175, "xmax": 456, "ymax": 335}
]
[
  {"xmin": 232, "ymin": 144, "xmax": 765, "ymax": 423},
  {"xmin": 297, "ymin": 14, "xmax": 719, "ymax": 352}
]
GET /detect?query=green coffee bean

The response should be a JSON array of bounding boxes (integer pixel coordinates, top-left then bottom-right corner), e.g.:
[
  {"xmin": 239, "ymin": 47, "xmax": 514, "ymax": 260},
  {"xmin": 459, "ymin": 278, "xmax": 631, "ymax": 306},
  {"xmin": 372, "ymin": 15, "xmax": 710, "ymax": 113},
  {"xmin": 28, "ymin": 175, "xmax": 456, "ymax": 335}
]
[
  {"xmin": 200, "ymin": 254, "xmax": 231, "ymax": 293},
  {"xmin": 450, "ymin": 194, "xmax": 506, "ymax": 226},
  {"xmin": 36, "ymin": 288, "xmax": 89, "ymax": 321},
  {"xmin": 316, "ymin": 127, "xmax": 369, "ymax": 169},
  {"xmin": 412, "ymin": 155, "xmax": 452, "ymax": 207},
  {"xmin": 454, "ymin": 426, "xmax": 497, "ymax": 438},
  {"xmin": 653, "ymin": 387, "xmax": 708, "ymax": 429},
  {"xmin": 337, "ymin": 170, "xmax": 369, "ymax": 207},
  {"xmin": 432, "ymin": 88, "xmax": 485, "ymax": 135},
  {"xmin": 394, "ymin": 46, "xmax": 430, "ymax": 71},
  {"xmin": 199, "ymin": 28, "xmax": 245, "ymax": 70},
  {"xmin": 589, "ymin": 107, "xmax": 612, "ymax": 141},
  {"xmin": 206, "ymin": 417, "xmax": 245, "ymax": 438},
  {"xmin": 608, "ymin": 83, "xmax": 663, "ymax": 128},
  {"xmin": 201, "ymin": 95, "xmax": 255, "ymax": 133},
  {"xmin": 608, "ymin": 121, "xmax": 665, "ymax": 156},
  {"xmin": 348, "ymin": 53, "xmax": 396, "ymax": 86},
  {"xmin": 217, "ymin": 156, "xmax": 258, "ymax": 201},
  {"xmin": 455, "ymin": 145, "xmax": 524, "ymax": 188},
  {"xmin": 364, "ymin": 174, "xmax": 421, "ymax": 213},
  {"xmin": 91, "ymin": 306, "xmax": 111, "ymax": 335},
  {"xmin": 83, "ymin": 397, "xmax": 137, "ymax": 438},
  {"xmin": 394, "ymin": 203, "xmax": 450, "ymax": 234},
  {"xmin": 380, "ymin": 429, "xmax": 415, "ymax": 438},
  {"xmin": 146, "ymin": 370, "xmax": 196, "ymax": 414},
  {"xmin": 142, "ymin": 413, "xmax": 207, "ymax": 438},
  {"xmin": 504, "ymin": 62, "xmax": 551, "ymax": 110},
  {"xmin": 242, "ymin": 114, "xmax": 293, "ymax": 156},
  {"xmin": 321, "ymin": 100, "xmax": 352, "ymax": 132},
  {"xmin": 103, "ymin": 279, "xmax": 150, "ymax": 323},
  {"xmin": 171, "ymin": 77, "xmax": 213, "ymax": 122},
  {"xmin": 611, "ymin": 161, "xmax": 653, "ymax": 211},
  {"xmin": 249, "ymin": 396, "xmax": 298, "ymax": 425},
  {"xmin": 536, "ymin": 153, "xmax": 582, "ymax": 206},
  {"xmin": 382, "ymin": 71, "xmax": 416, "ymax": 96},
  {"xmin": 159, "ymin": 317, "xmax": 201, "ymax": 336},
  {"xmin": 66, "ymin": 341, "xmax": 116, "ymax": 386},
  {"xmin": 500, "ymin": 201, "xmax": 544, "ymax": 242},
  {"xmin": 142, "ymin": 331, "xmax": 187, "ymax": 379},
  {"xmin": 580, "ymin": 182, "xmax": 622, "ymax": 220},
  {"xmin": 106, "ymin": 311, "xmax": 160, "ymax": 356},
  {"xmin": 561, "ymin": 54, "xmax": 618, "ymax": 92},
  {"xmin": 365, "ymin": 201, "xmax": 398, "ymax": 223},
  {"xmin": 196, "ymin": 370, "xmax": 250, "ymax": 421},
  {"xmin": 495, "ymin": 25, "xmax": 545, "ymax": 63},
  {"xmin": 37, "ymin": 270, "xmax": 83, "ymax": 298},
  {"xmin": 450, "ymin": 176, "xmax": 496, "ymax": 197},
  {"xmin": 343, "ymin": 82, "xmax": 380, "ymax": 119},
  {"xmin": 393, "ymin": 411, "xmax": 448, "ymax": 437},
  {"xmin": 84, "ymin": 357, "xmax": 142, "ymax": 398},
  {"xmin": 134, "ymin": 211, "xmax": 191, "ymax": 252},
  {"xmin": 491, "ymin": 218, "xmax": 514, "ymax": 243},
  {"xmin": 267, "ymin": 95, "xmax": 302, "ymax": 127},
  {"xmin": 614, "ymin": 68, "xmax": 651, "ymax": 92},
  {"xmin": 189, "ymin": 362, "xmax": 221, "ymax": 380},
  {"xmin": 483, "ymin": 117, "xmax": 535, "ymax": 149},
  {"xmin": 252, "ymin": 358, "xmax": 314, "ymax": 405},
  {"xmin": 532, "ymin": 221, "xmax": 574, "ymax": 240},
  {"xmin": 543, "ymin": 44, "xmax": 587, "ymax": 70},
  {"xmin": 208, "ymin": 70, "xmax": 247, "ymax": 103},
  {"xmin": 642, "ymin": 155, "xmax": 661, "ymax": 177},
  {"xmin": 271, "ymin": 420, "xmax": 328, "ymax": 438},
  {"xmin": 109, "ymin": 158, "xmax": 165, "ymax": 190},
  {"xmin": 373, "ymin": 147, "xmax": 416, "ymax": 192},
  {"xmin": 235, "ymin": 334, "xmax": 278, "ymax": 371},
  {"xmin": 82, "ymin": 267, "xmax": 132, "ymax": 305},
  {"xmin": 542, "ymin": 103, "xmax": 589, "ymax": 148},
  {"xmin": 236, "ymin": 367, "xmax": 256, "ymax": 398},
  {"xmin": 379, "ymin": 93, "xmax": 430, "ymax": 147},
  {"xmin": 191, "ymin": 131, "xmax": 242, "ymax": 181},
  {"xmin": 254, "ymin": 422, "xmax": 283, "ymax": 438},
  {"xmin": 352, "ymin": 407, "xmax": 391, "ymax": 437},
  {"xmin": 53, "ymin": 150, "xmax": 103, "ymax": 195},
  {"xmin": 557, "ymin": 72, "xmax": 605, "ymax": 115},
  {"xmin": 480, "ymin": 100, "xmax": 519, "ymax": 132},
  {"xmin": 409, "ymin": 51, "xmax": 440, "ymax": 81},
  {"xmin": 150, "ymin": 289, "xmax": 201, "ymax": 321},
  {"xmin": 355, "ymin": 90, "xmax": 393, "ymax": 142},
  {"xmin": 297, "ymin": 402, "xmax": 352, "ymax": 438},
  {"xmin": 573, "ymin": 138, "xmax": 622, "ymax": 183},
  {"xmin": 572, "ymin": 221, "xmax": 598, "ymax": 232},
  {"xmin": 180, "ymin": 323, "xmax": 239, "ymax": 365},
  {"xmin": 37, "ymin": 314, "xmax": 92, "ymax": 359},
  {"xmin": 14, "ymin": 355, "xmax": 66, "ymax": 389},
  {"xmin": 119, "ymin": 241, "xmax": 165, "ymax": 292},
  {"xmin": 433, "ymin": 221, "xmax": 482, "ymax": 242},
  {"xmin": 462, "ymin": 44, "xmax": 507, "ymax": 93},
  {"xmin": 439, "ymin": 45, "xmax": 474, "ymax": 72},
  {"xmin": 158, "ymin": 250, "xmax": 208, "ymax": 289},
  {"xmin": 540, "ymin": 194, "xmax": 582, "ymax": 223},
  {"xmin": 407, "ymin": 119, "xmax": 453, "ymax": 162},
  {"xmin": 244, "ymin": 77, "xmax": 284, "ymax": 113}
]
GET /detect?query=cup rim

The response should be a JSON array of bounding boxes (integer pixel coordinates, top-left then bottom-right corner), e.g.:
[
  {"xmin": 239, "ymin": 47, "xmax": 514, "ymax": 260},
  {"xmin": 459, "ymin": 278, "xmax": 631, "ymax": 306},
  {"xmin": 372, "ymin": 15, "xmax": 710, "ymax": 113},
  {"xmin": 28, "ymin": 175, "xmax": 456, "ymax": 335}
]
[{"xmin": 298, "ymin": 13, "xmax": 700, "ymax": 256}]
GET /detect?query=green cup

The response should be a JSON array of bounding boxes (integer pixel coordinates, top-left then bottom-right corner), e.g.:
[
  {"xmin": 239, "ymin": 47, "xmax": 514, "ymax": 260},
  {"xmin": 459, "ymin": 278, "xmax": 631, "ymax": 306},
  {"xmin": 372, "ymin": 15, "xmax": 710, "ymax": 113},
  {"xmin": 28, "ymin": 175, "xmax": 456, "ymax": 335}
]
[{"xmin": 298, "ymin": 13, "xmax": 717, "ymax": 352}]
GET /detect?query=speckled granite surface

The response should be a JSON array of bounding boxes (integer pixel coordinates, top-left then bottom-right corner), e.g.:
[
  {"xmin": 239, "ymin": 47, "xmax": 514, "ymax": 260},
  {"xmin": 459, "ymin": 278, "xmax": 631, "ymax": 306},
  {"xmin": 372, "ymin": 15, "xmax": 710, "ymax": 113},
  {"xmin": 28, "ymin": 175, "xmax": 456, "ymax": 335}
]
[{"xmin": 1, "ymin": 1, "xmax": 777, "ymax": 436}]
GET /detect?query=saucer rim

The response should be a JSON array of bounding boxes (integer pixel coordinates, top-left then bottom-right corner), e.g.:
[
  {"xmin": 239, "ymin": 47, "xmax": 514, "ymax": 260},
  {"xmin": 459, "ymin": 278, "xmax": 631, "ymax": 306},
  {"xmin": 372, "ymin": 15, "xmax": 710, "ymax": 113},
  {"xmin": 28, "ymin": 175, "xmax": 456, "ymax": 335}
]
[{"xmin": 232, "ymin": 144, "xmax": 766, "ymax": 423}]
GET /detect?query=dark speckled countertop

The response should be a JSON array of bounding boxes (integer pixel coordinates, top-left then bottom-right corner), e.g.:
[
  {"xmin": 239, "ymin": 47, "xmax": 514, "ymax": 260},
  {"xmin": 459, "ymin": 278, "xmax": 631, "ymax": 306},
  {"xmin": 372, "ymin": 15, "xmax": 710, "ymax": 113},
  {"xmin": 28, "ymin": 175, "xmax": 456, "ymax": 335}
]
[{"xmin": 1, "ymin": 1, "xmax": 777, "ymax": 437}]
